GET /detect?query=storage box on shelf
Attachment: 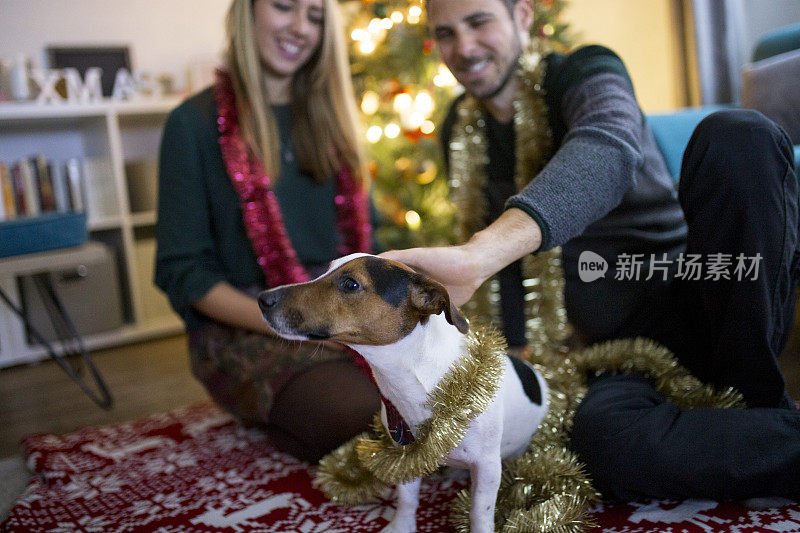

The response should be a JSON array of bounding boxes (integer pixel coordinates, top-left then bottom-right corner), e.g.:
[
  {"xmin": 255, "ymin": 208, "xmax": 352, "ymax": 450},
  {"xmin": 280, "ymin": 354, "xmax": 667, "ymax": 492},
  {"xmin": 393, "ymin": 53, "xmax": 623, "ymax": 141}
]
[
  {"xmin": 18, "ymin": 241, "xmax": 125, "ymax": 344},
  {"xmin": 0, "ymin": 212, "xmax": 88, "ymax": 258},
  {"xmin": 0, "ymin": 97, "xmax": 185, "ymax": 367}
]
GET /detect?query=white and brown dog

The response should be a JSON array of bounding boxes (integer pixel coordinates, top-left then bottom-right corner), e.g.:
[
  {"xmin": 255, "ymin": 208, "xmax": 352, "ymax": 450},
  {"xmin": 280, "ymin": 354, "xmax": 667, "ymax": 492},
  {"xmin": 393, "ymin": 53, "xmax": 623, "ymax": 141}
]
[{"xmin": 258, "ymin": 253, "xmax": 548, "ymax": 533}]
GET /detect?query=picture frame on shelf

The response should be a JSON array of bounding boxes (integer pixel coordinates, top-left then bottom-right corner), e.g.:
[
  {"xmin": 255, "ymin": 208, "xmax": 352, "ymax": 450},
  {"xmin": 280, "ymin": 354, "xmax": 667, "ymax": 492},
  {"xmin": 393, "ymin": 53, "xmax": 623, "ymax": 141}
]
[{"xmin": 46, "ymin": 45, "xmax": 131, "ymax": 98}]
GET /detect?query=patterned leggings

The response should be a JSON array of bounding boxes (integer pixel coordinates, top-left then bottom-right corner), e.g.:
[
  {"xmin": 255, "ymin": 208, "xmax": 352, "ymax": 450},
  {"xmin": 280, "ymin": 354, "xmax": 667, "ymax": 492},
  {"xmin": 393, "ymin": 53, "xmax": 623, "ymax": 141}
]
[{"xmin": 189, "ymin": 320, "xmax": 380, "ymax": 462}]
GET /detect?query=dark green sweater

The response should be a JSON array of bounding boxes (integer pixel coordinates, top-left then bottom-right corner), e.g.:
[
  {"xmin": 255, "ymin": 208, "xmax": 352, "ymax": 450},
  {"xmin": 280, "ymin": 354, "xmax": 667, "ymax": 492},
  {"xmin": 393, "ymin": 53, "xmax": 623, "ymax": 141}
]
[{"xmin": 154, "ymin": 88, "xmax": 347, "ymax": 330}]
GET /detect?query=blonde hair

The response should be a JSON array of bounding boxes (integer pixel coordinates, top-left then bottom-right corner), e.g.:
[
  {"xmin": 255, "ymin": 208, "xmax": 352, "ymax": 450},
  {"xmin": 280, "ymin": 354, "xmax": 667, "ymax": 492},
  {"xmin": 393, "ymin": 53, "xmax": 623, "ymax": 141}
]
[{"xmin": 225, "ymin": 0, "xmax": 367, "ymax": 184}]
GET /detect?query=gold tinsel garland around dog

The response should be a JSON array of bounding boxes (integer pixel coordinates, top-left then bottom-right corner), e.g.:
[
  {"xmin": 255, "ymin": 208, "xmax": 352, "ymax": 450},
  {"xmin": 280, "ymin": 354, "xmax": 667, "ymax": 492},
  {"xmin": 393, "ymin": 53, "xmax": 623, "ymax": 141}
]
[
  {"xmin": 315, "ymin": 327, "xmax": 746, "ymax": 533},
  {"xmin": 449, "ymin": 39, "xmax": 571, "ymax": 357},
  {"xmin": 316, "ymin": 323, "xmax": 506, "ymax": 499},
  {"xmin": 357, "ymin": 325, "xmax": 506, "ymax": 485}
]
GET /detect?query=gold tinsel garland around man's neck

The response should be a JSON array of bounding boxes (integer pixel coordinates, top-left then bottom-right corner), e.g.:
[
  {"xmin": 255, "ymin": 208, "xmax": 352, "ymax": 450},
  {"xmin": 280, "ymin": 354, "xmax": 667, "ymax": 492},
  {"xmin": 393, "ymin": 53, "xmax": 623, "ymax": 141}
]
[{"xmin": 448, "ymin": 39, "xmax": 571, "ymax": 357}]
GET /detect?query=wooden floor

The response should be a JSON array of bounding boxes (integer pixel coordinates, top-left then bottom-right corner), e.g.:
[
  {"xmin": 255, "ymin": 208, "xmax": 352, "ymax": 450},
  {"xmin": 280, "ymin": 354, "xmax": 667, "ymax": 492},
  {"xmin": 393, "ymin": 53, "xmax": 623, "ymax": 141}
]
[
  {"xmin": 1, "ymin": 313, "xmax": 800, "ymax": 460},
  {"xmin": 0, "ymin": 334, "xmax": 209, "ymax": 459}
]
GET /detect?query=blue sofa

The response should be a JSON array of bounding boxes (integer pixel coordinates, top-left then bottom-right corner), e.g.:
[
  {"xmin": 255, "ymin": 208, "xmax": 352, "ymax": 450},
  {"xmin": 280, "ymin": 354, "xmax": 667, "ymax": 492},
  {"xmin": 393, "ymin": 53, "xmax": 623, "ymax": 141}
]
[
  {"xmin": 647, "ymin": 23, "xmax": 800, "ymax": 183},
  {"xmin": 647, "ymin": 108, "xmax": 800, "ymax": 184},
  {"xmin": 752, "ymin": 22, "xmax": 800, "ymax": 62}
]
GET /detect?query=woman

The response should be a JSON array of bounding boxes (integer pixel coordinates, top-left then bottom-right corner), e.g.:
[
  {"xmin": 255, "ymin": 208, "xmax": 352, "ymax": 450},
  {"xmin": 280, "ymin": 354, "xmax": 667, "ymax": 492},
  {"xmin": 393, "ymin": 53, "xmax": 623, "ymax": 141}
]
[{"xmin": 155, "ymin": 0, "xmax": 379, "ymax": 462}]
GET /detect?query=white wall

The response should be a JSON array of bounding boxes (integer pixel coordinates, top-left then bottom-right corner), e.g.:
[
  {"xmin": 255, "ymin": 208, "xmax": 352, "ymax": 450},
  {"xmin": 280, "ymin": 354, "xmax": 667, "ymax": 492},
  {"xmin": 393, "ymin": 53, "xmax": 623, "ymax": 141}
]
[
  {"xmin": 564, "ymin": 0, "xmax": 684, "ymax": 112},
  {"xmin": 564, "ymin": 0, "xmax": 800, "ymax": 112},
  {"xmin": 738, "ymin": 0, "xmax": 800, "ymax": 62},
  {"xmin": 4, "ymin": 0, "xmax": 798, "ymax": 108},
  {"xmin": 0, "ymin": 0, "xmax": 233, "ymax": 93},
  {"xmin": 0, "ymin": 0, "xmax": 687, "ymax": 110}
]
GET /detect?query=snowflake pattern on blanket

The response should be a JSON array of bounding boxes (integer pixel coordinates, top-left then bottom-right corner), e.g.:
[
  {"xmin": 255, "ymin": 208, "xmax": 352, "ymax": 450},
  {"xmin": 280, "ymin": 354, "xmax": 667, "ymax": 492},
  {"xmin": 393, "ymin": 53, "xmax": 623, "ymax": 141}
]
[{"xmin": 2, "ymin": 403, "xmax": 799, "ymax": 532}]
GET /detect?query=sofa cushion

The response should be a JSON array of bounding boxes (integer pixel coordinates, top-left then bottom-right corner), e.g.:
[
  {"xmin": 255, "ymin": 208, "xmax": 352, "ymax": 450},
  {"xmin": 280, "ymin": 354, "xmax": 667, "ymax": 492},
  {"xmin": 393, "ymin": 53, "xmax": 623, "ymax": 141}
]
[
  {"xmin": 751, "ymin": 23, "xmax": 800, "ymax": 62},
  {"xmin": 648, "ymin": 108, "xmax": 799, "ymax": 181},
  {"xmin": 742, "ymin": 49, "xmax": 800, "ymax": 145},
  {"xmin": 646, "ymin": 106, "xmax": 728, "ymax": 182}
]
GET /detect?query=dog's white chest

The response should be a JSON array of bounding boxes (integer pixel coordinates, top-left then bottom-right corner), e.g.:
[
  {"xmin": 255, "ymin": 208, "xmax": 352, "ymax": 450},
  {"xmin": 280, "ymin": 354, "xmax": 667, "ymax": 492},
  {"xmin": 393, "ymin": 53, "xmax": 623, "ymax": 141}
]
[{"xmin": 377, "ymin": 356, "xmax": 549, "ymax": 467}]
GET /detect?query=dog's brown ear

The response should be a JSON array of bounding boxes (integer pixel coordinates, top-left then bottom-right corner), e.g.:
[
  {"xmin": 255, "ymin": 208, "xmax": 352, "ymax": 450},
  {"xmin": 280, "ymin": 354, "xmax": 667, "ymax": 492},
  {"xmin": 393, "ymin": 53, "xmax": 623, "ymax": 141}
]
[
  {"xmin": 409, "ymin": 274, "xmax": 469, "ymax": 334},
  {"xmin": 444, "ymin": 299, "xmax": 469, "ymax": 334}
]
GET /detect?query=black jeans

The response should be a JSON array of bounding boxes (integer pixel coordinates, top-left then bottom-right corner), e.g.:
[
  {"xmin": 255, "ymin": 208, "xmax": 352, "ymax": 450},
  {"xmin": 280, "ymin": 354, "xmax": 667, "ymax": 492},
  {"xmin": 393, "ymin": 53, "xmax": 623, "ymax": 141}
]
[{"xmin": 571, "ymin": 109, "xmax": 800, "ymax": 500}]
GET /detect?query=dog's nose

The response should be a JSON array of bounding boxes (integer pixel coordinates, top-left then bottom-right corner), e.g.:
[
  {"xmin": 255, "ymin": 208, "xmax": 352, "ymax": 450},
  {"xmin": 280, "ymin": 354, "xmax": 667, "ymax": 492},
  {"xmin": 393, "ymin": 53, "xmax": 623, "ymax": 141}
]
[{"xmin": 258, "ymin": 290, "xmax": 280, "ymax": 313}]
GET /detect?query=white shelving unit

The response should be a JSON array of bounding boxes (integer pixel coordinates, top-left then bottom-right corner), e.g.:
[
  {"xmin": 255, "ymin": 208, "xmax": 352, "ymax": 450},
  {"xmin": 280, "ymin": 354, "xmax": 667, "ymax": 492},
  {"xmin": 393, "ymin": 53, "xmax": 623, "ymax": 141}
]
[{"xmin": 0, "ymin": 97, "xmax": 186, "ymax": 367}]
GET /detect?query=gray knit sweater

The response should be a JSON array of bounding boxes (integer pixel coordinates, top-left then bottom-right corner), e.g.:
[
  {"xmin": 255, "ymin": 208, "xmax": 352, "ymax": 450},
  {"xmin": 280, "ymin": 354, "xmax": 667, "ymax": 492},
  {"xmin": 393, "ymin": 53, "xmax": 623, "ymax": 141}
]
[{"xmin": 442, "ymin": 46, "xmax": 687, "ymax": 342}]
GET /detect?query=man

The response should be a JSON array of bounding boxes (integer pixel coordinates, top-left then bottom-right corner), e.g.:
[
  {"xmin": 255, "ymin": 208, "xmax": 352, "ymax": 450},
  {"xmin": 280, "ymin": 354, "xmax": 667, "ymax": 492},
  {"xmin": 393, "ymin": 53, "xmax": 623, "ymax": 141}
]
[{"xmin": 383, "ymin": 0, "xmax": 800, "ymax": 501}]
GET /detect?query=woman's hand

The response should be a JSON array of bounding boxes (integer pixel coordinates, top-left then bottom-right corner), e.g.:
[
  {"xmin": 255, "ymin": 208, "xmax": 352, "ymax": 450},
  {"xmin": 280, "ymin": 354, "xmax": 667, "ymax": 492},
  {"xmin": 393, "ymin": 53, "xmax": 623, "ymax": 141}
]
[
  {"xmin": 193, "ymin": 283, "xmax": 345, "ymax": 352},
  {"xmin": 194, "ymin": 282, "xmax": 280, "ymax": 336}
]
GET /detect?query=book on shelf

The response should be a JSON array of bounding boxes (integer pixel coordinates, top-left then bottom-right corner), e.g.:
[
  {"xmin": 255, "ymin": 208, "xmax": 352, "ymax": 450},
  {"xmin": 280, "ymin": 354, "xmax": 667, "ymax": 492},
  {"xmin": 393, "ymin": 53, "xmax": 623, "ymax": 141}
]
[
  {"xmin": 0, "ymin": 155, "xmax": 95, "ymax": 223},
  {"xmin": 0, "ymin": 163, "xmax": 17, "ymax": 220},
  {"xmin": 21, "ymin": 159, "xmax": 40, "ymax": 216},
  {"xmin": 10, "ymin": 163, "xmax": 24, "ymax": 216},
  {"xmin": 10, "ymin": 160, "xmax": 41, "ymax": 217},
  {"xmin": 65, "ymin": 158, "xmax": 86, "ymax": 213},
  {"xmin": 50, "ymin": 161, "xmax": 71, "ymax": 213},
  {"xmin": 82, "ymin": 157, "xmax": 119, "ymax": 224},
  {"xmin": 0, "ymin": 163, "xmax": 15, "ymax": 221},
  {"xmin": 32, "ymin": 154, "xmax": 56, "ymax": 212}
]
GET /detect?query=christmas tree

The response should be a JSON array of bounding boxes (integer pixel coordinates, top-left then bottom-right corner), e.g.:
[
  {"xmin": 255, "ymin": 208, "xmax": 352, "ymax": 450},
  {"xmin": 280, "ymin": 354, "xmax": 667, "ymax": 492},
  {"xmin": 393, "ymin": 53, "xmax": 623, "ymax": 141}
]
[
  {"xmin": 531, "ymin": 0, "xmax": 573, "ymax": 50},
  {"xmin": 342, "ymin": 0, "xmax": 572, "ymax": 250}
]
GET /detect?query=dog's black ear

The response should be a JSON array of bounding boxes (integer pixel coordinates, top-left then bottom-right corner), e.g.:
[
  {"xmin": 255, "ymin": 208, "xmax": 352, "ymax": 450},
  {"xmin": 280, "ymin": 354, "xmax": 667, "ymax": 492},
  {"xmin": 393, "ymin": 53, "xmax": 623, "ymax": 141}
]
[
  {"xmin": 444, "ymin": 298, "xmax": 469, "ymax": 334},
  {"xmin": 409, "ymin": 274, "xmax": 469, "ymax": 334}
]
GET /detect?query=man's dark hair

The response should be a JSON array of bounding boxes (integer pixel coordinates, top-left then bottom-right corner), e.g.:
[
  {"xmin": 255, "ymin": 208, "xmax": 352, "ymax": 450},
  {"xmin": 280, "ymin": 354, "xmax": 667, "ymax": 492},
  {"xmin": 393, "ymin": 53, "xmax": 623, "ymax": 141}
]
[{"xmin": 425, "ymin": 0, "xmax": 519, "ymax": 17}]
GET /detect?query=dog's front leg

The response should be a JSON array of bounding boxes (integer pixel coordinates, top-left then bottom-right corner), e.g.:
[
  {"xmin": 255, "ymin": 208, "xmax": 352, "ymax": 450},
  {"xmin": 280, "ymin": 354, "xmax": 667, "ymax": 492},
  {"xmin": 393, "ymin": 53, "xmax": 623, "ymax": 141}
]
[
  {"xmin": 382, "ymin": 477, "xmax": 422, "ymax": 533},
  {"xmin": 469, "ymin": 454, "xmax": 502, "ymax": 532}
]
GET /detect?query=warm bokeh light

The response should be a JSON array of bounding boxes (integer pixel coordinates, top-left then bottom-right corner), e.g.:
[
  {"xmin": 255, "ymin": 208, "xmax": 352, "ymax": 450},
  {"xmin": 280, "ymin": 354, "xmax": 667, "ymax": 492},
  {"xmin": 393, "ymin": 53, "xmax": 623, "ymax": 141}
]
[
  {"xmin": 361, "ymin": 91, "xmax": 380, "ymax": 115},
  {"xmin": 359, "ymin": 40, "xmax": 376, "ymax": 54},
  {"xmin": 420, "ymin": 120, "xmax": 435, "ymax": 135},
  {"xmin": 395, "ymin": 157, "xmax": 411, "ymax": 172},
  {"xmin": 433, "ymin": 64, "xmax": 458, "ymax": 87},
  {"xmin": 384, "ymin": 123, "xmax": 401, "ymax": 138},
  {"xmin": 350, "ymin": 28, "xmax": 367, "ymax": 41},
  {"xmin": 417, "ymin": 160, "xmax": 437, "ymax": 184},
  {"xmin": 368, "ymin": 18, "xmax": 383, "ymax": 34},
  {"xmin": 390, "ymin": 10, "xmax": 404, "ymax": 23},
  {"xmin": 407, "ymin": 111, "xmax": 425, "ymax": 129},
  {"xmin": 405, "ymin": 210, "xmax": 421, "ymax": 230},
  {"xmin": 414, "ymin": 91, "xmax": 434, "ymax": 117},
  {"xmin": 393, "ymin": 92, "xmax": 413, "ymax": 113},
  {"xmin": 366, "ymin": 125, "xmax": 383, "ymax": 143}
]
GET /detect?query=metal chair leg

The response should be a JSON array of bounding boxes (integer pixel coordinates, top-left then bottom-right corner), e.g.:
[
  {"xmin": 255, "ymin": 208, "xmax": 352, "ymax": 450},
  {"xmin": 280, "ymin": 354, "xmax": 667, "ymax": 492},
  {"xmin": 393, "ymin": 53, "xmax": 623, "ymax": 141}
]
[{"xmin": 0, "ymin": 274, "xmax": 113, "ymax": 409}]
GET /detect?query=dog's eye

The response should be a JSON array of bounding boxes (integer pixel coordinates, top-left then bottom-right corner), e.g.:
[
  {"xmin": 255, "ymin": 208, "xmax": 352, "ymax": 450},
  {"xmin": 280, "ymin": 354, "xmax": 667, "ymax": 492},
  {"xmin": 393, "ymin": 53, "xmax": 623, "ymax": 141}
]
[{"xmin": 339, "ymin": 277, "xmax": 362, "ymax": 293}]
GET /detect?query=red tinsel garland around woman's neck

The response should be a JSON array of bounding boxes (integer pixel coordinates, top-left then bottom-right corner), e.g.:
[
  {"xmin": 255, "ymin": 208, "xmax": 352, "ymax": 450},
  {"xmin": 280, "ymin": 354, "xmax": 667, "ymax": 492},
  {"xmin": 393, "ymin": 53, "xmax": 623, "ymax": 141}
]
[{"xmin": 214, "ymin": 69, "xmax": 372, "ymax": 287}]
